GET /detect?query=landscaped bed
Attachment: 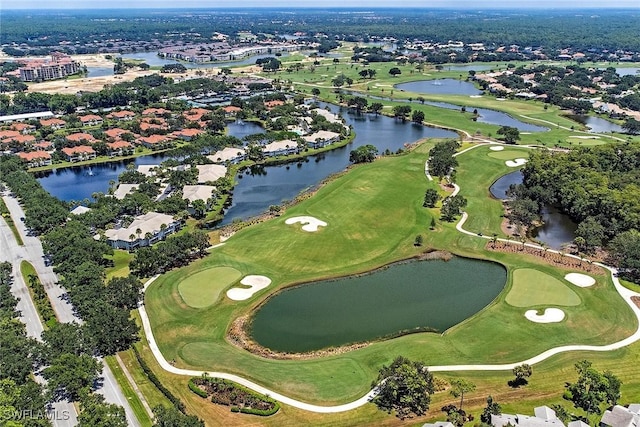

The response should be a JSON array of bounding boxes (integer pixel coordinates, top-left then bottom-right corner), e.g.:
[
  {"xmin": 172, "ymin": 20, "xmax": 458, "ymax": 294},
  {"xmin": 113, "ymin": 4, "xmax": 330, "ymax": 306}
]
[{"xmin": 189, "ymin": 376, "xmax": 279, "ymax": 416}]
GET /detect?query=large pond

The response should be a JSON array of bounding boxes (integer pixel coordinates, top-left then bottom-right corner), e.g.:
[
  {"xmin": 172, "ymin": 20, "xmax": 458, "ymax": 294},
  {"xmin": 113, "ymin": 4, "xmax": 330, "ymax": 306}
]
[
  {"xmin": 120, "ymin": 51, "xmax": 292, "ymax": 69},
  {"xmin": 250, "ymin": 257, "xmax": 507, "ymax": 353},
  {"xmin": 425, "ymin": 101, "xmax": 548, "ymax": 132},
  {"xmin": 395, "ymin": 79, "xmax": 483, "ymax": 96},
  {"xmin": 566, "ymin": 114, "xmax": 625, "ymax": 133},
  {"xmin": 444, "ymin": 64, "xmax": 494, "ymax": 72},
  {"xmin": 490, "ymin": 171, "xmax": 577, "ymax": 249},
  {"xmin": 220, "ymin": 104, "xmax": 457, "ymax": 224}
]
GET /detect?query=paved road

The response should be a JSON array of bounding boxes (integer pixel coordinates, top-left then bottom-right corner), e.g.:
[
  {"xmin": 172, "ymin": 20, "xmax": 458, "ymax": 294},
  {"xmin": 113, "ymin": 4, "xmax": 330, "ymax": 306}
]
[
  {"xmin": 137, "ymin": 143, "xmax": 640, "ymax": 413},
  {"xmin": 0, "ymin": 214, "xmax": 78, "ymax": 427},
  {"xmin": 2, "ymin": 194, "xmax": 140, "ymax": 427}
]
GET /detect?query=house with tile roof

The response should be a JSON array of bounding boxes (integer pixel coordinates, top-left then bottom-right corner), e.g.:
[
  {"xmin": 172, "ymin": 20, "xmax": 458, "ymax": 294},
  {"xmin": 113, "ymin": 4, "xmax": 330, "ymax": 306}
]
[
  {"xmin": 16, "ymin": 151, "xmax": 52, "ymax": 168},
  {"xmin": 61, "ymin": 145, "xmax": 96, "ymax": 162}
]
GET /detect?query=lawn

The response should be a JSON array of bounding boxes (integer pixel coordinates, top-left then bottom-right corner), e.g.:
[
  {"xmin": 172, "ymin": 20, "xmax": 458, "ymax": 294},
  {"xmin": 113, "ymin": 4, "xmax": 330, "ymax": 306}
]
[
  {"xmin": 105, "ymin": 356, "xmax": 153, "ymax": 427},
  {"xmin": 0, "ymin": 197, "xmax": 23, "ymax": 245},
  {"xmin": 143, "ymin": 141, "xmax": 636, "ymax": 407},
  {"xmin": 105, "ymin": 250, "xmax": 132, "ymax": 281},
  {"xmin": 505, "ymin": 268, "xmax": 581, "ymax": 308},
  {"xmin": 177, "ymin": 266, "xmax": 241, "ymax": 308}
]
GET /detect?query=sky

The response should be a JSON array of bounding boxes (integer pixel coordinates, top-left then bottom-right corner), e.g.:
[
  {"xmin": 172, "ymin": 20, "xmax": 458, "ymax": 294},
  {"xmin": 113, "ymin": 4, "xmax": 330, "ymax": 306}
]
[{"xmin": 2, "ymin": 0, "xmax": 639, "ymax": 9}]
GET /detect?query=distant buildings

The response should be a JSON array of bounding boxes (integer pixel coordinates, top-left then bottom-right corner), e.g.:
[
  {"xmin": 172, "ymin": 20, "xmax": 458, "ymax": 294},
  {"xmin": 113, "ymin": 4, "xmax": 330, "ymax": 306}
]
[{"xmin": 18, "ymin": 52, "xmax": 81, "ymax": 82}]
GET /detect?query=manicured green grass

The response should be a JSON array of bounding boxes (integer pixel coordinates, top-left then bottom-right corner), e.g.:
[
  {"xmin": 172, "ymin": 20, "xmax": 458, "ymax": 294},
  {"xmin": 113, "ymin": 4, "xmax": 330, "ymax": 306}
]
[
  {"xmin": 0, "ymin": 197, "xmax": 23, "ymax": 245},
  {"xmin": 621, "ymin": 279, "xmax": 640, "ymax": 293},
  {"xmin": 487, "ymin": 150, "xmax": 531, "ymax": 160},
  {"xmin": 506, "ymin": 268, "xmax": 581, "ymax": 308},
  {"xmin": 144, "ymin": 141, "xmax": 636, "ymax": 407},
  {"xmin": 105, "ymin": 356, "xmax": 153, "ymax": 427},
  {"xmin": 105, "ymin": 250, "xmax": 132, "ymax": 281},
  {"xmin": 177, "ymin": 267, "xmax": 241, "ymax": 308},
  {"xmin": 20, "ymin": 260, "xmax": 56, "ymax": 328}
]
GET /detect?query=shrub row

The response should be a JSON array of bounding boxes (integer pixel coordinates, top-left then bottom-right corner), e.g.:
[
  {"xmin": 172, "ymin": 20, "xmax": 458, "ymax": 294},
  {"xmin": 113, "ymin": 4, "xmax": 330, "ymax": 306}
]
[
  {"xmin": 188, "ymin": 379, "xmax": 208, "ymax": 398},
  {"xmin": 132, "ymin": 346, "xmax": 186, "ymax": 413},
  {"xmin": 26, "ymin": 273, "xmax": 57, "ymax": 329},
  {"xmin": 189, "ymin": 377, "xmax": 280, "ymax": 416}
]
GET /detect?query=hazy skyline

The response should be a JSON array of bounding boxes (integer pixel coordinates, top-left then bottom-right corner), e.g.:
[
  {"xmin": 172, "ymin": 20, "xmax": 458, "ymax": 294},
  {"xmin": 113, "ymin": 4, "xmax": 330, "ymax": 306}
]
[{"xmin": 3, "ymin": 0, "xmax": 640, "ymax": 9}]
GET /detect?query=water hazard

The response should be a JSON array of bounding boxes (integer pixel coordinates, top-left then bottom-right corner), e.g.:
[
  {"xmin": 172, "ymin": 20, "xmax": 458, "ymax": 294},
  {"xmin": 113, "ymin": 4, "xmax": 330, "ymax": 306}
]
[{"xmin": 250, "ymin": 257, "xmax": 507, "ymax": 353}]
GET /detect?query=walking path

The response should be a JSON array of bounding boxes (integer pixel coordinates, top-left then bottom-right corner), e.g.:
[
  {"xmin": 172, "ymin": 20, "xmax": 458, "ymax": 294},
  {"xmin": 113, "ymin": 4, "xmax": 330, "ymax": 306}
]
[{"xmin": 138, "ymin": 142, "xmax": 640, "ymax": 413}]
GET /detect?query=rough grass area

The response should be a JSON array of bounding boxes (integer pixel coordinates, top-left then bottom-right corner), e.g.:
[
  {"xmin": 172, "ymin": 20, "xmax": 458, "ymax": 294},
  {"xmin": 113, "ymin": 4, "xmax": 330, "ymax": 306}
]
[
  {"xmin": 178, "ymin": 267, "xmax": 242, "ymax": 308},
  {"xmin": 506, "ymin": 268, "xmax": 581, "ymax": 308}
]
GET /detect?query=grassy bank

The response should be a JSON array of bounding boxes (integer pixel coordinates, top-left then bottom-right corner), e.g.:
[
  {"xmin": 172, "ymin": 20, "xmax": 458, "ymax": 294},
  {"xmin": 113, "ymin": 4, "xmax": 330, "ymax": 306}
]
[{"xmin": 0, "ymin": 197, "xmax": 23, "ymax": 245}]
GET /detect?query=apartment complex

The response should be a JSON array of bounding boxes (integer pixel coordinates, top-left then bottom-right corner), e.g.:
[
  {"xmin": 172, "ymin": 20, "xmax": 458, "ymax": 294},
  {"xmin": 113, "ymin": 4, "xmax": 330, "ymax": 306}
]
[{"xmin": 19, "ymin": 52, "xmax": 81, "ymax": 82}]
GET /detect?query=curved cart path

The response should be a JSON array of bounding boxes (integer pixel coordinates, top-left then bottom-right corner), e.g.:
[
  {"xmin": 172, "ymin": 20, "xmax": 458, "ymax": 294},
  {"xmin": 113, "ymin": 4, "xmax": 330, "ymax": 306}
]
[{"xmin": 139, "ymin": 142, "xmax": 640, "ymax": 413}]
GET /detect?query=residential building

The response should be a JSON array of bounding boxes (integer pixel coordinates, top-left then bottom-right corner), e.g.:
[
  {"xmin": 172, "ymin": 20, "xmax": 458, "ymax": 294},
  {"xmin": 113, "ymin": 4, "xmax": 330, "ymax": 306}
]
[
  {"xmin": 208, "ymin": 146, "xmax": 246, "ymax": 164},
  {"xmin": 0, "ymin": 111, "xmax": 54, "ymax": 124},
  {"xmin": 142, "ymin": 107, "xmax": 171, "ymax": 117},
  {"xmin": 182, "ymin": 185, "xmax": 216, "ymax": 214},
  {"xmin": 10, "ymin": 123, "xmax": 36, "ymax": 134},
  {"xmin": 137, "ymin": 134, "xmax": 172, "ymax": 149},
  {"xmin": 263, "ymin": 139, "xmax": 299, "ymax": 157},
  {"xmin": 222, "ymin": 105, "xmax": 242, "ymax": 117},
  {"xmin": 196, "ymin": 164, "xmax": 227, "ymax": 183},
  {"xmin": 70, "ymin": 206, "xmax": 92, "ymax": 216},
  {"xmin": 303, "ymin": 130, "xmax": 340, "ymax": 148},
  {"xmin": 18, "ymin": 52, "xmax": 81, "ymax": 82},
  {"xmin": 601, "ymin": 404, "xmax": 640, "ymax": 427},
  {"xmin": 16, "ymin": 151, "xmax": 52, "ymax": 168},
  {"xmin": 61, "ymin": 145, "xmax": 96, "ymax": 162},
  {"xmin": 491, "ymin": 406, "xmax": 565, "ymax": 427},
  {"xmin": 172, "ymin": 128, "xmax": 204, "ymax": 141},
  {"xmin": 107, "ymin": 110, "xmax": 136, "ymax": 121},
  {"xmin": 106, "ymin": 140, "xmax": 134, "ymax": 156},
  {"xmin": 66, "ymin": 132, "xmax": 98, "ymax": 145},
  {"xmin": 79, "ymin": 114, "xmax": 103, "ymax": 126},
  {"xmin": 40, "ymin": 118, "xmax": 66, "ymax": 129},
  {"xmin": 182, "ymin": 108, "xmax": 210, "ymax": 122},
  {"xmin": 104, "ymin": 212, "xmax": 180, "ymax": 250},
  {"xmin": 112, "ymin": 183, "xmax": 140, "ymax": 200},
  {"xmin": 104, "ymin": 128, "xmax": 134, "ymax": 140}
]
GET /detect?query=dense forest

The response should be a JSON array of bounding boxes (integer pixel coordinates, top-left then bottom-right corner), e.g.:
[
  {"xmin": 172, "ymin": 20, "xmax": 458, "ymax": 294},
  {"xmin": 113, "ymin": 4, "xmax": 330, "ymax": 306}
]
[
  {"xmin": 2, "ymin": 9, "xmax": 640, "ymax": 53},
  {"xmin": 511, "ymin": 145, "xmax": 640, "ymax": 281}
]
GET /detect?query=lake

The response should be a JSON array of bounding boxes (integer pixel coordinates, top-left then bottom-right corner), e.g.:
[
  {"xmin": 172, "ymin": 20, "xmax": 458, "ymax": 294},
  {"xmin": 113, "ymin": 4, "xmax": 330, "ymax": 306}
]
[
  {"xmin": 425, "ymin": 101, "xmax": 549, "ymax": 132},
  {"xmin": 566, "ymin": 114, "xmax": 625, "ymax": 133},
  {"xmin": 220, "ymin": 105, "xmax": 457, "ymax": 224},
  {"xmin": 395, "ymin": 79, "xmax": 483, "ymax": 96},
  {"xmin": 120, "ymin": 51, "xmax": 292, "ymax": 69},
  {"xmin": 250, "ymin": 257, "xmax": 506, "ymax": 353},
  {"xmin": 490, "ymin": 171, "xmax": 577, "ymax": 249}
]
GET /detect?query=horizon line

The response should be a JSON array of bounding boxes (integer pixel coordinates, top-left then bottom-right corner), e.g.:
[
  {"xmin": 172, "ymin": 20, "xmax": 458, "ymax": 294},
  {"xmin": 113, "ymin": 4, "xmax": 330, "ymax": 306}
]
[{"xmin": 3, "ymin": 6, "xmax": 640, "ymax": 10}]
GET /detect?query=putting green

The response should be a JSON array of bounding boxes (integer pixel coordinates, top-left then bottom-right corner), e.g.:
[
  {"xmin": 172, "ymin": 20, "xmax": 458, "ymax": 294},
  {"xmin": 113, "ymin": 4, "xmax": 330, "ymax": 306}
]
[
  {"xmin": 487, "ymin": 150, "xmax": 531, "ymax": 160},
  {"xmin": 178, "ymin": 267, "xmax": 242, "ymax": 308},
  {"xmin": 506, "ymin": 268, "xmax": 581, "ymax": 307}
]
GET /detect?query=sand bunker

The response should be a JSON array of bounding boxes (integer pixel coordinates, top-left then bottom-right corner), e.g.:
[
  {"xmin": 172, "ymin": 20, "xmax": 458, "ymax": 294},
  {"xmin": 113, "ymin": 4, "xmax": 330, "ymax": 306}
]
[
  {"xmin": 285, "ymin": 216, "xmax": 327, "ymax": 232},
  {"xmin": 489, "ymin": 145, "xmax": 505, "ymax": 151},
  {"xmin": 565, "ymin": 273, "xmax": 596, "ymax": 288},
  {"xmin": 525, "ymin": 308, "xmax": 565, "ymax": 323},
  {"xmin": 506, "ymin": 158, "xmax": 528, "ymax": 167},
  {"xmin": 570, "ymin": 135, "xmax": 601, "ymax": 139},
  {"xmin": 226, "ymin": 275, "xmax": 272, "ymax": 301}
]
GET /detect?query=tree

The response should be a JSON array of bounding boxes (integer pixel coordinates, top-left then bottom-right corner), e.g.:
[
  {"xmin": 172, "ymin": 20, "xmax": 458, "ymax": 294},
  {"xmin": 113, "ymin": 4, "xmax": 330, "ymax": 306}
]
[
  {"xmin": 412, "ymin": 110, "xmax": 425, "ymax": 124},
  {"xmin": 78, "ymin": 394, "xmax": 127, "ymax": 427},
  {"xmin": 510, "ymin": 364, "xmax": 532, "ymax": 387},
  {"xmin": 441, "ymin": 195, "xmax": 467, "ymax": 222},
  {"xmin": 414, "ymin": 235, "xmax": 423, "ymax": 246},
  {"xmin": 497, "ymin": 126, "xmax": 520, "ymax": 144},
  {"xmin": 423, "ymin": 188, "xmax": 440, "ymax": 208},
  {"xmin": 392, "ymin": 105, "xmax": 412, "ymax": 122},
  {"xmin": 622, "ymin": 118, "xmax": 640, "ymax": 135},
  {"xmin": 608, "ymin": 229, "xmax": 640, "ymax": 283},
  {"xmin": 349, "ymin": 144, "xmax": 378, "ymax": 163},
  {"xmin": 480, "ymin": 395, "xmax": 502, "ymax": 424},
  {"xmin": 371, "ymin": 356, "xmax": 434, "ymax": 419},
  {"xmin": 389, "ymin": 67, "xmax": 402, "ymax": 77},
  {"xmin": 152, "ymin": 405, "xmax": 203, "ymax": 427},
  {"xmin": 565, "ymin": 360, "xmax": 622, "ymax": 416},
  {"xmin": 449, "ymin": 378, "xmax": 475, "ymax": 411},
  {"xmin": 43, "ymin": 353, "xmax": 101, "ymax": 402},
  {"xmin": 369, "ymin": 102, "xmax": 383, "ymax": 115},
  {"xmin": 575, "ymin": 217, "xmax": 605, "ymax": 254},
  {"xmin": 311, "ymin": 88, "xmax": 320, "ymax": 97},
  {"xmin": 190, "ymin": 199, "xmax": 206, "ymax": 219}
]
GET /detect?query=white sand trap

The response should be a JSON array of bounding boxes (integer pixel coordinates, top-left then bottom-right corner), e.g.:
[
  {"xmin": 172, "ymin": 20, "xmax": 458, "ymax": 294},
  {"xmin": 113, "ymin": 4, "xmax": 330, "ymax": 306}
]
[
  {"xmin": 570, "ymin": 135, "xmax": 601, "ymax": 139},
  {"xmin": 226, "ymin": 275, "xmax": 272, "ymax": 301},
  {"xmin": 525, "ymin": 308, "xmax": 565, "ymax": 323},
  {"xmin": 506, "ymin": 158, "xmax": 528, "ymax": 167},
  {"xmin": 470, "ymin": 95, "xmax": 483, "ymax": 98},
  {"xmin": 490, "ymin": 145, "xmax": 505, "ymax": 151},
  {"xmin": 565, "ymin": 273, "xmax": 596, "ymax": 288},
  {"xmin": 285, "ymin": 216, "xmax": 327, "ymax": 232}
]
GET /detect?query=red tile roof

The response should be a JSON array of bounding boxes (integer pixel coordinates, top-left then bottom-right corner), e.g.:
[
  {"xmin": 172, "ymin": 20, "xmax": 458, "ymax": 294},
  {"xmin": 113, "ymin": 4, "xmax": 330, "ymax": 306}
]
[
  {"xmin": 17, "ymin": 151, "xmax": 51, "ymax": 161},
  {"xmin": 79, "ymin": 114, "xmax": 103, "ymax": 123},
  {"xmin": 40, "ymin": 118, "xmax": 66, "ymax": 127},
  {"xmin": 66, "ymin": 133, "xmax": 98, "ymax": 143},
  {"xmin": 62, "ymin": 145, "xmax": 95, "ymax": 156}
]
